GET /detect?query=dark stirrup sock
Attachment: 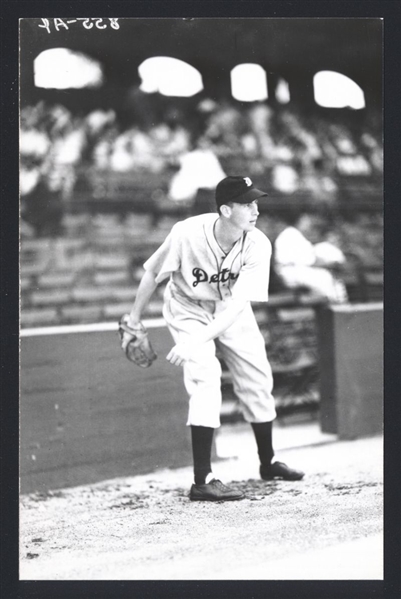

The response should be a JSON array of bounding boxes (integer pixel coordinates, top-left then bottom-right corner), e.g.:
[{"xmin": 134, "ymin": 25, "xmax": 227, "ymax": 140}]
[
  {"xmin": 191, "ymin": 425, "xmax": 214, "ymax": 485},
  {"xmin": 251, "ymin": 421, "xmax": 275, "ymax": 467}
]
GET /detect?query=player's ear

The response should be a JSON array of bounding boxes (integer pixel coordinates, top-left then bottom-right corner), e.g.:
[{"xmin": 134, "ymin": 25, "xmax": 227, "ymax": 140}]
[{"xmin": 220, "ymin": 204, "xmax": 232, "ymax": 218}]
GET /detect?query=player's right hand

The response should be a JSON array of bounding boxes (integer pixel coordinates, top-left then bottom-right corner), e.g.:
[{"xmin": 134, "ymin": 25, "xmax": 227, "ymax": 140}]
[{"xmin": 166, "ymin": 341, "xmax": 196, "ymax": 367}]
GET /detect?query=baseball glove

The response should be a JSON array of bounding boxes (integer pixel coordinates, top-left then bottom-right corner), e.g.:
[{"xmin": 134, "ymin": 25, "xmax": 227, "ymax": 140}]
[{"xmin": 118, "ymin": 315, "xmax": 157, "ymax": 368}]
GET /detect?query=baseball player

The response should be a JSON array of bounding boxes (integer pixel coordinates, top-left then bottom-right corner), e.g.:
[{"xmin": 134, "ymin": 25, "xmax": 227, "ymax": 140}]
[{"xmin": 121, "ymin": 176, "xmax": 305, "ymax": 501}]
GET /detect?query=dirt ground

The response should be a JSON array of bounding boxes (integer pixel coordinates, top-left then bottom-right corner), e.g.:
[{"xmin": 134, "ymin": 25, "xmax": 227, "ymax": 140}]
[{"xmin": 19, "ymin": 434, "xmax": 383, "ymax": 580}]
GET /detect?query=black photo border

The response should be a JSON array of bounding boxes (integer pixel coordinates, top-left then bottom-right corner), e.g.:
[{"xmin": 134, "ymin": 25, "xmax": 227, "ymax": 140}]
[{"xmin": 1, "ymin": 1, "xmax": 400, "ymax": 598}]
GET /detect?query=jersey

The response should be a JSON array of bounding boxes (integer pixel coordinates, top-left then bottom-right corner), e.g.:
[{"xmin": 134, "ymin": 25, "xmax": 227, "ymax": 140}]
[{"xmin": 143, "ymin": 213, "xmax": 272, "ymax": 303}]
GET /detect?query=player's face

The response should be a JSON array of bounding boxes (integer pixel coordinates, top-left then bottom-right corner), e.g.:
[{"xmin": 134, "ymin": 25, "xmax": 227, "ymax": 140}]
[{"xmin": 227, "ymin": 200, "xmax": 260, "ymax": 232}]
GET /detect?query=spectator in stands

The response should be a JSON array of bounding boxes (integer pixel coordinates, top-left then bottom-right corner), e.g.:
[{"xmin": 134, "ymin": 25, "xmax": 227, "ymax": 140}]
[
  {"xmin": 168, "ymin": 136, "xmax": 226, "ymax": 205},
  {"xmin": 20, "ymin": 122, "xmax": 50, "ymax": 166},
  {"xmin": 202, "ymin": 100, "xmax": 247, "ymax": 160},
  {"xmin": 149, "ymin": 122, "xmax": 191, "ymax": 165},
  {"xmin": 279, "ymin": 109, "xmax": 323, "ymax": 170},
  {"xmin": 272, "ymin": 211, "xmax": 348, "ymax": 303},
  {"xmin": 121, "ymin": 84, "xmax": 163, "ymax": 130},
  {"xmin": 271, "ymin": 162, "xmax": 299, "ymax": 194},
  {"xmin": 108, "ymin": 121, "xmax": 190, "ymax": 174},
  {"xmin": 299, "ymin": 158, "xmax": 338, "ymax": 206},
  {"xmin": 192, "ymin": 97, "xmax": 218, "ymax": 142},
  {"xmin": 360, "ymin": 132, "xmax": 383, "ymax": 173},
  {"xmin": 21, "ymin": 169, "xmax": 65, "ymax": 237},
  {"xmin": 109, "ymin": 127, "xmax": 148, "ymax": 172},
  {"xmin": 41, "ymin": 115, "xmax": 88, "ymax": 201},
  {"xmin": 92, "ymin": 125, "xmax": 120, "ymax": 170},
  {"xmin": 248, "ymin": 103, "xmax": 278, "ymax": 162},
  {"xmin": 20, "ymin": 104, "xmax": 52, "ymax": 198},
  {"xmin": 20, "ymin": 102, "xmax": 77, "ymax": 237}
]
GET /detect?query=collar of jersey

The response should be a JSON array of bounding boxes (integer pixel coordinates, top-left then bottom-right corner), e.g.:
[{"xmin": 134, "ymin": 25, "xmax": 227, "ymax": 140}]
[{"xmin": 211, "ymin": 218, "xmax": 244, "ymax": 256}]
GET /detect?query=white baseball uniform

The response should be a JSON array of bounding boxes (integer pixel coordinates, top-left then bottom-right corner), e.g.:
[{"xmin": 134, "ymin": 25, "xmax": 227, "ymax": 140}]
[{"xmin": 143, "ymin": 213, "xmax": 277, "ymax": 428}]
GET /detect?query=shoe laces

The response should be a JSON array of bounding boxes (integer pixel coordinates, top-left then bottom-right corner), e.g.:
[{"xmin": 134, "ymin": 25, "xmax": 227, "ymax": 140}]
[{"xmin": 209, "ymin": 479, "xmax": 230, "ymax": 491}]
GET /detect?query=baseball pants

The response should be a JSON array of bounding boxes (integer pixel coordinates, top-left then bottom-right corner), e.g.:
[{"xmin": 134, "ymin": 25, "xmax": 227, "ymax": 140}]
[{"xmin": 163, "ymin": 286, "xmax": 277, "ymax": 428}]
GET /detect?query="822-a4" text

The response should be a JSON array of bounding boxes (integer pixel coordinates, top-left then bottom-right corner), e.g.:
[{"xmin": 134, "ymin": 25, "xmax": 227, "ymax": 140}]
[{"xmin": 38, "ymin": 18, "xmax": 120, "ymax": 33}]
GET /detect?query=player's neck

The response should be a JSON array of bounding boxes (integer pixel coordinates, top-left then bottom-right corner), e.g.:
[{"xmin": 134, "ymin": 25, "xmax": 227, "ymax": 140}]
[{"xmin": 214, "ymin": 217, "xmax": 243, "ymax": 252}]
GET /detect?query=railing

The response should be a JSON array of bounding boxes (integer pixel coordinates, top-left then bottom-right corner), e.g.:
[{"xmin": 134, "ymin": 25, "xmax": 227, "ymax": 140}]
[{"xmin": 68, "ymin": 168, "xmax": 383, "ymax": 213}]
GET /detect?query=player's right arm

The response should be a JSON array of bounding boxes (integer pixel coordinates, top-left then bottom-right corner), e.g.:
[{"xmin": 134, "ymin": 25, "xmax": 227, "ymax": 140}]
[
  {"xmin": 126, "ymin": 269, "xmax": 158, "ymax": 328},
  {"xmin": 123, "ymin": 223, "xmax": 180, "ymax": 344},
  {"xmin": 121, "ymin": 269, "xmax": 159, "ymax": 353}
]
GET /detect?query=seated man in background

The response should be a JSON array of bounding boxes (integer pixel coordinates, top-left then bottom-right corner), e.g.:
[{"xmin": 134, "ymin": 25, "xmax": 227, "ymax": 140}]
[{"xmin": 272, "ymin": 212, "xmax": 348, "ymax": 304}]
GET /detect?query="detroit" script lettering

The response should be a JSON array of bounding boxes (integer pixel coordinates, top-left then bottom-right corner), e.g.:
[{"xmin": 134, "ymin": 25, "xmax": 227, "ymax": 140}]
[{"xmin": 192, "ymin": 268, "xmax": 239, "ymax": 287}]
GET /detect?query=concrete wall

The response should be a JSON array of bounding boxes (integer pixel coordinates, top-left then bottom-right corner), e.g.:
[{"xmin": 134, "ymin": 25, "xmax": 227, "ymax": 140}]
[
  {"xmin": 317, "ymin": 303, "xmax": 383, "ymax": 439},
  {"xmin": 20, "ymin": 303, "xmax": 384, "ymax": 493},
  {"xmin": 20, "ymin": 327, "xmax": 192, "ymax": 494}
]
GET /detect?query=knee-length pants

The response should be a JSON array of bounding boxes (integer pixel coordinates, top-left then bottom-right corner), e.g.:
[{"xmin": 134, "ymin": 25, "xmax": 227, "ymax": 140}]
[{"xmin": 163, "ymin": 287, "xmax": 277, "ymax": 428}]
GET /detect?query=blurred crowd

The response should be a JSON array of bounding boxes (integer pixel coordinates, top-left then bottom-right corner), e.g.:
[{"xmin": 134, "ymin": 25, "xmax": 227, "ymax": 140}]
[
  {"xmin": 256, "ymin": 208, "xmax": 383, "ymax": 303},
  {"xmin": 20, "ymin": 98, "xmax": 383, "ymax": 210},
  {"xmin": 20, "ymin": 98, "xmax": 383, "ymax": 297}
]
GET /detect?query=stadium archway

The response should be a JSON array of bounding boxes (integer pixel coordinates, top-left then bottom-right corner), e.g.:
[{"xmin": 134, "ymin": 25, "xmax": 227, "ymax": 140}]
[
  {"xmin": 313, "ymin": 70, "xmax": 366, "ymax": 109},
  {"xmin": 230, "ymin": 64, "xmax": 268, "ymax": 102},
  {"xmin": 34, "ymin": 48, "xmax": 104, "ymax": 89},
  {"xmin": 138, "ymin": 57, "xmax": 203, "ymax": 97}
]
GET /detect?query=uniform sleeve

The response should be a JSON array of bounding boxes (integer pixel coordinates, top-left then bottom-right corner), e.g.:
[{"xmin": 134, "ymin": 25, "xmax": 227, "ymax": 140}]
[
  {"xmin": 231, "ymin": 234, "xmax": 272, "ymax": 302},
  {"xmin": 143, "ymin": 223, "xmax": 182, "ymax": 283}
]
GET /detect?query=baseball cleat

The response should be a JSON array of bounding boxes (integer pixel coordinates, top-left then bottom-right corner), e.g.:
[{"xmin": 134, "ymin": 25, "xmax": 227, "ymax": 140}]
[
  {"xmin": 189, "ymin": 479, "xmax": 245, "ymax": 502},
  {"xmin": 260, "ymin": 461, "xmax": 305, "ymax": 481}
]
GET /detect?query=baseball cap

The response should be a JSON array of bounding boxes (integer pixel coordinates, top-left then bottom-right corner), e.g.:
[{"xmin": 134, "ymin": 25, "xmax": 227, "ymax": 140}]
[{"xmin": 215, "ymin": 176, "xmax": 268, "ymax": 208}]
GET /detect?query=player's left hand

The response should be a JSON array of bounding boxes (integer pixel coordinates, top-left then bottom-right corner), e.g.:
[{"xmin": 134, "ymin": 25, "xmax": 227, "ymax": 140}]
[
  {"xmin": 118, "ymin": 316, "xmax": 157, "ymax": 368},
  {"xmin": 166, "ymin": 342, "xmax": 196, "ymax": 367}
]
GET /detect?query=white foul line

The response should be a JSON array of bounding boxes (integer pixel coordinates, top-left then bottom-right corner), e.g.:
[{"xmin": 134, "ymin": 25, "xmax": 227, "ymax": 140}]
[{"xmin": 20, "ymin": 318, "xmax": 166, "ymax": 337}]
